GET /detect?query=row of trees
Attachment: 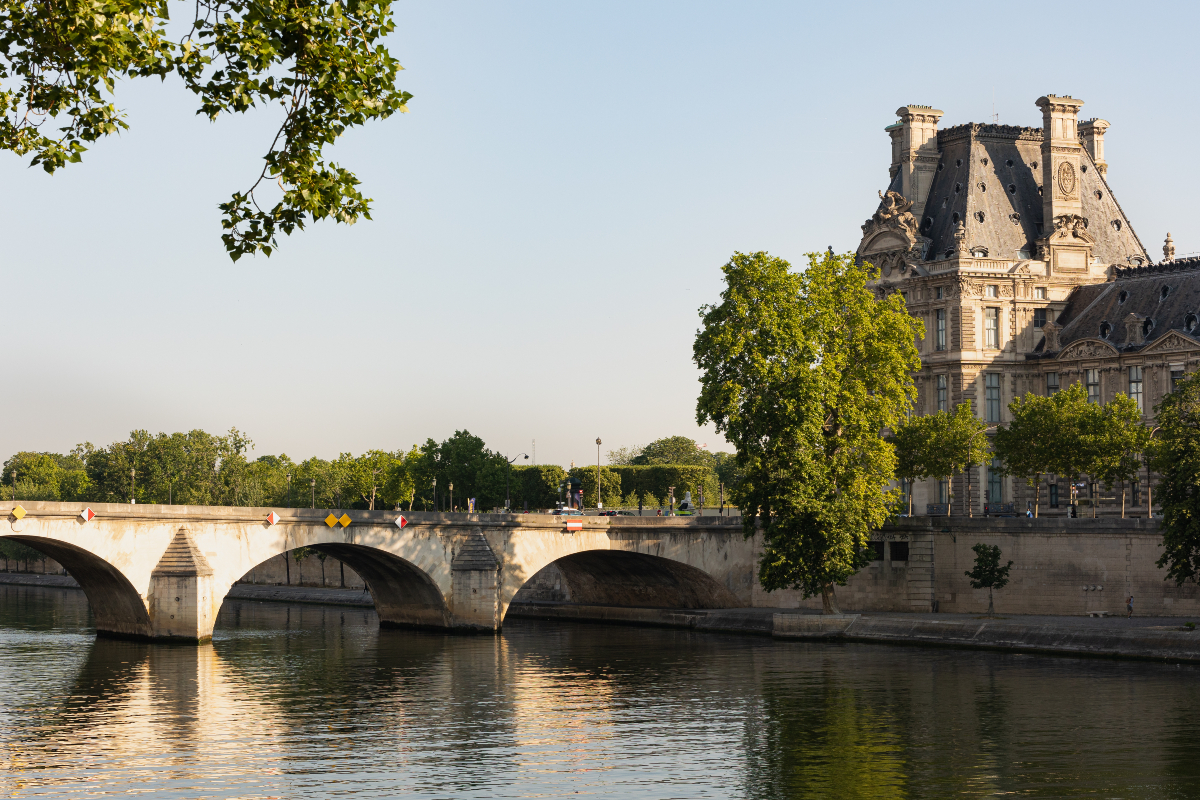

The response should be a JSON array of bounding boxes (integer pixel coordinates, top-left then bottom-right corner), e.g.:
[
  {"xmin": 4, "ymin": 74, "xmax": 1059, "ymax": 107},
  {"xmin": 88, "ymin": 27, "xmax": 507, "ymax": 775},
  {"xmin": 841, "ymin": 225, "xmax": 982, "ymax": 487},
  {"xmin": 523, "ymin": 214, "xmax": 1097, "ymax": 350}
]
[
  {"xmin": 890, "ymin": 383, "xmax": 1150, "ymax": 518},
  {"xmin": 1, "ymin": 431, "xmax": 733, "ymax": 513}
]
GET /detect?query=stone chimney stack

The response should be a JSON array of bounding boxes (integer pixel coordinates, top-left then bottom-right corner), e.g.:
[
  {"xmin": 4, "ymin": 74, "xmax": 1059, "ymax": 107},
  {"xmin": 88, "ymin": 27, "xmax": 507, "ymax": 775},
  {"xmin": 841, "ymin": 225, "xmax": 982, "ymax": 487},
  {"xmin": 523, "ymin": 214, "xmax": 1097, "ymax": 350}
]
[
  {"xmin": 886, "ymin": 105, "xmax": 943, "ymax": 217},
  {"xmin": 1079, "ymin": 118, "xmax": 1109, "ymax": 175},
  {"xmin": 1036, "ymin": 95, "xmax": 1086, "ymax": 227}
]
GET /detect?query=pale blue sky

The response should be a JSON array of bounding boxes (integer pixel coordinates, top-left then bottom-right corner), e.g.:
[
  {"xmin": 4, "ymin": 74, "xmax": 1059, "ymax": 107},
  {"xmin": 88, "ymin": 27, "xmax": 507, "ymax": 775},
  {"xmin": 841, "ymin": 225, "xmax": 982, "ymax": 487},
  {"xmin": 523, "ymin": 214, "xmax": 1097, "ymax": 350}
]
[{"xmin": 2, "ymin": 1, "xmax": 1197, "ymax": 467}]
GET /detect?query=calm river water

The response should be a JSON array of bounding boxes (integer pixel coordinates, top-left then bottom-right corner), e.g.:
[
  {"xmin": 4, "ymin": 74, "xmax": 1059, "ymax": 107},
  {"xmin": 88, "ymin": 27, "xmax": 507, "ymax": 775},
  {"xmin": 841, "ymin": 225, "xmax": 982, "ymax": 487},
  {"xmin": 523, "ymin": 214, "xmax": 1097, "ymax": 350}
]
[{"xmin": 1, "ymin": 585, "xmax": 1199, "ymax": 799}]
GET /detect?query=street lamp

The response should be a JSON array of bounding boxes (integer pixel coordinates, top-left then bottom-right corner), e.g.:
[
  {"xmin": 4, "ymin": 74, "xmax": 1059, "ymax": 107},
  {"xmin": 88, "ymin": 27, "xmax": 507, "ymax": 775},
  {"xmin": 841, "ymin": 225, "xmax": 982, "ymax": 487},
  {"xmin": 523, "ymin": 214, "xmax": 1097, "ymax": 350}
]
[
  {"xmin": 449, "ymin": 483, "xmax": 454, "ymax": 513},
  {"xmin": 130, "ymin": 468, "xmax": 136, "ymax": 505},
  {"xmin": 506, "ymin": 453, "xmax": 529, "ymax": 511},
  {"xmin": 432, "ymin": 478, "xmax": 437, "ymax": 512},
  {"xmin": 287, "ymin": 473, "xmax": 293, "ymax": 508},
  {"xmin": 595, "ymin": 438, "xmax": 602, "ymax": 510},
  {"xmin": 310, "ymin": 478, "xmax": 316, "ymax": 509}
]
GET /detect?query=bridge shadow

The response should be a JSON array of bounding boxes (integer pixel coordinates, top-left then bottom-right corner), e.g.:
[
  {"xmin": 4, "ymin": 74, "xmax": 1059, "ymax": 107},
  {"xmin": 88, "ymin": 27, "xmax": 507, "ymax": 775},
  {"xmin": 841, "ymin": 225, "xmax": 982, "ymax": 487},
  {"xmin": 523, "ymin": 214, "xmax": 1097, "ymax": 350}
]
[
  {"xmin": 507, "ymin": 550, "xmax": 742, "ymax": 615},
  {"xmin": 1, "ymin": 535, "xmax": 151, "ymax": 638},
  {"xmin": 225, "ymin": 544, "xmax": 451, "ymax": 630}
]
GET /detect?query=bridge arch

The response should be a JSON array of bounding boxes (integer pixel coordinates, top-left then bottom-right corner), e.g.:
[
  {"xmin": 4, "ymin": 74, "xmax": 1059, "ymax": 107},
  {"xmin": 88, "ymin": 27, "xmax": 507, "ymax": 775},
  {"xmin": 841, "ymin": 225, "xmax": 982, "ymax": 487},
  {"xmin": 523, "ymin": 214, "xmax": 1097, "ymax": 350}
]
[
  {"xmin": 1, "ymin": 535, "xmax": 151, "ymax": 638},
  {"xmin": 225, "ymin": 543, "xmax": 451, "ymax": 630},
  {"xmin": 505, "ymin": 549, "xmax": 743, "ymax": 618}
]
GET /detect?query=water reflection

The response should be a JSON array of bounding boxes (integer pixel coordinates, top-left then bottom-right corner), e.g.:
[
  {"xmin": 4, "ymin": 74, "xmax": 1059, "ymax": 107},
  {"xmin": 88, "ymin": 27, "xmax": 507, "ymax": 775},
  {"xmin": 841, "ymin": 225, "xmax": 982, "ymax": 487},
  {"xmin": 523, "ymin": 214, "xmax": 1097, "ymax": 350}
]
[{"xmin": 2, "ymin": 586, "xmax": 1200, "ymax": 798}]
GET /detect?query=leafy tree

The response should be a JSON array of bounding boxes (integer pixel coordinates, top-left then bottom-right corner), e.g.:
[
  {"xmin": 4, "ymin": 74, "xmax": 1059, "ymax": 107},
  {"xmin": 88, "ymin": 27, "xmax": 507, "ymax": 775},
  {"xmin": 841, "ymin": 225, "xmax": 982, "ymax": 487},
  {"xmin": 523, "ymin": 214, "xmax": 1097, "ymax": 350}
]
[
  {"xmin": 632, "ymin": 436, "xmax": 713, "ymax": 467},
  {"xmin": 1, "ymin": 451, "xmax": 90, "ymax": 501},
  {"xmin": 1, "ymin": 0, "xmax": 411, "ymax": 260},
  {"xmin": 567, "ymin": 466, "xmax": 623, "ymax": 509},
  {"xmin": 694, "ymin": 250, "xmax": 922, "ymax": 613},
  {"xmin": 1091, "ymin": 394, "xmax": 1151, "ymax": 518},
  {"xmin": 913, "ymin": 403, "xmax": 990, "ymax": 516},
  {"xmin": 1152, "ymin": 370, "xmax": 1200, "ymax": 586},
  {"xmin": 887, "ymin": 413, "xmax": 937, "ymax": 517},
  {"xmin": 994, "ymin": 392, "xmax": 1059, "ymax": 517},
  {"xmin": 965, "ymin": 543, "xmax": 1013, "ymax": 617},
  {"xmin": 606, "ymin": 445, "xmax": 643, "ymax": 466}
]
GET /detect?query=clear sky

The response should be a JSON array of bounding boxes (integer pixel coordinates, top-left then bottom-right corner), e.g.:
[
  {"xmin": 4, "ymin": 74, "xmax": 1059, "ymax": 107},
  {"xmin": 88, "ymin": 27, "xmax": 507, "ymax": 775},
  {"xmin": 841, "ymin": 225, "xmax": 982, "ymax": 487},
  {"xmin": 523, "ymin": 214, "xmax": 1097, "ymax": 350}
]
[{"xmin": 3, "ymin": 0, "xmax": 1197, "ymax": 468}]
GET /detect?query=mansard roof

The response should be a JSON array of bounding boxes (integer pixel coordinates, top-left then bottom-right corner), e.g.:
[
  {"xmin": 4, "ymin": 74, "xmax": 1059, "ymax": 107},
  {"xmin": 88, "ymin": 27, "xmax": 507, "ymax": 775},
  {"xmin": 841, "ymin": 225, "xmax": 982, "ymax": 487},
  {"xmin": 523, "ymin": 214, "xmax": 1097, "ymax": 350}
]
[
  {"xmin": 1040, "ymin": 256, "xmax": 1200, "ymax": 355},
  {"xmin": 918, "ymin": 124, "xmax": 1148, "ymax": 266}
]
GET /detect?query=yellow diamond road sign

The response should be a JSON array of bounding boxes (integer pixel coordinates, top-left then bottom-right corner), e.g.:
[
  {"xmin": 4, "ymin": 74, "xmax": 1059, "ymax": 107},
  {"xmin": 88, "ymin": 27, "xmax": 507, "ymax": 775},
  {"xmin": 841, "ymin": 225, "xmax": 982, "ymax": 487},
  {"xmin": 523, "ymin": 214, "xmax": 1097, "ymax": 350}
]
[
  {"xmin": 324, "ymin": 514, "xmax": 338, "ymax": 527},
  {"xmin": 11, "ymin": 505, "xmax": 25, "ymax": 520},
  {"xmin": 339, "ymin": 514, "xmax": 352, "ymax": 528}
]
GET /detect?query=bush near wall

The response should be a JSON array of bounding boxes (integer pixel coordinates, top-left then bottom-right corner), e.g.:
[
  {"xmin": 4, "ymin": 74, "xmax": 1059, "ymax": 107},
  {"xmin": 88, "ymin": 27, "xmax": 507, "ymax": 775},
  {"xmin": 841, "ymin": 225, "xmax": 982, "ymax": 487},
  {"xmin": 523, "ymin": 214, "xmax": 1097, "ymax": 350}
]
[
  {"xmin": 508, "ymin": 465, "xmax": 567, "ymax": 509},
  {"xmin": 567, "ymin": 465, "xmax": 719, "ymax": 509}
]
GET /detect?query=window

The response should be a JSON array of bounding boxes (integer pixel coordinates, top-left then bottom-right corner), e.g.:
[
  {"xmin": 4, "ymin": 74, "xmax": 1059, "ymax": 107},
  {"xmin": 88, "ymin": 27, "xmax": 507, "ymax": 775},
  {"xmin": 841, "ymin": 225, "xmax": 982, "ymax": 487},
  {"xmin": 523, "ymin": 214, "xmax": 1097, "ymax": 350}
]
[
  {"xmin": 1086, "ymin": 369, "xmax": 1100, "ymax": 404},
  {"xmin": 1035, "ymin": 287, "xmax": 1047, "ymax": 300},
  {"xmin": 986, "ymin": 373, "xmax": 1001, "ymax": 423},
  {"xmin": 986, "ymin": 285, "xmax": 999, "ymax": 298},
  {"xmin": 1047, "ymin": 372, "xmax": 1060, "ymax": 395},
  {"xmin": 938, "ymin": 479, "xmax": 949, "ymax": 504},
  {"xmin": 1133, "ymin": 480, "xmax": 1142, "ymax": 508},
  {"xmin": 935, "ymin": 286, "xmax": 944, "ymax": 300},
  {"xmin": 987, "ymin": 458, "xmax": 1003, "ymax": 504},
  {"xmin": 985, "ymin": 307, "xmax": 1000, "ymax": 348},
  {"xmin": 1033, "ymin": 308, "xmax": 1047, "ymax": 329},
  {"xmin": 901, "ymin": 291, "xmax": 908, "ymax": 303},
  {"xmin": 1172, "ymin": 369, "xmax": 1185, "ymax": 393},
  {"xmin": 1049, "ymin": 483, "xmax": 1059, "ymax": 508},
  {"xmin": 1129, "ymin": 366, "xmax": 1143, "ymax": 413},
  {"xmin": 868, "ymin": 541, "xmax": 884, "ymax": 561},
  {"xmin": 936, "ymin": 309, "xmax": 946, "ymax": 350},
  {"xmin": 889, "ymin": 541, "xmax": 909, "ymax": 562},
  {"xmin": 937, "ymin": 375, "xmax": 947, "ymax": 412}
]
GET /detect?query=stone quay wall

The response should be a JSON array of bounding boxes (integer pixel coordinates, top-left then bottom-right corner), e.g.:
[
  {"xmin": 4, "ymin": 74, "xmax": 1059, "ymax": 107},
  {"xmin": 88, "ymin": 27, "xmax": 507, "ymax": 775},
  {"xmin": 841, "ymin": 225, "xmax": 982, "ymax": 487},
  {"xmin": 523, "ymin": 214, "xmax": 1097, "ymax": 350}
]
[{"xmin": 757, "ymin": 517, "xmax": 1199, "ymax": 618}]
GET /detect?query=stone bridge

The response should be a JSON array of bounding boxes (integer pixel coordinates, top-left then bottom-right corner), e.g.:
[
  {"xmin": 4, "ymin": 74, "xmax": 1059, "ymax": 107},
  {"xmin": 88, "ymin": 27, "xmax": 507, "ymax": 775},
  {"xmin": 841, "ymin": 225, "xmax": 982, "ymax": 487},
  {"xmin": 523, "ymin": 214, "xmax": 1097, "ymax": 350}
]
[{"xmin": 1, "ymin": 502, "xmax": 757, "ymax": 641}]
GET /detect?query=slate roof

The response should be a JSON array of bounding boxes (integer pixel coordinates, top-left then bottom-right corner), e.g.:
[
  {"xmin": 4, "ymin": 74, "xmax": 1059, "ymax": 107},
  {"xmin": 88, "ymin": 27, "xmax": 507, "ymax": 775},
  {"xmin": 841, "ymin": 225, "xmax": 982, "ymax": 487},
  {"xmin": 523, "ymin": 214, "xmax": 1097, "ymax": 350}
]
[
  {"xmin": 1036, "ymin": 256, "xmax": 1200, "ymax": 354},
  {"xmin": 918, "ymin": 124, "xmax": 1149, "ymax": 266}
]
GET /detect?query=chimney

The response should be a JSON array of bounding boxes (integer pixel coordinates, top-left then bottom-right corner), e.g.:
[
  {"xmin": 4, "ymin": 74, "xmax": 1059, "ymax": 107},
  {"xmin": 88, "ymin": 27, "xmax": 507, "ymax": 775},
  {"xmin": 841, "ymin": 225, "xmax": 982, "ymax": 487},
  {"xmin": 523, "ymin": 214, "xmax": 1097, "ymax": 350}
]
[
  {"xmin": 1079, "ymin": 118, "xmax": 1109, "ymax": 175},
  {"xmin": 888, "ymin": 105, "xmax": 944, "ymax": 217},
  {"xmin": 1036, "ymin": 95, "xmax": 1086, "ymax": 226}
]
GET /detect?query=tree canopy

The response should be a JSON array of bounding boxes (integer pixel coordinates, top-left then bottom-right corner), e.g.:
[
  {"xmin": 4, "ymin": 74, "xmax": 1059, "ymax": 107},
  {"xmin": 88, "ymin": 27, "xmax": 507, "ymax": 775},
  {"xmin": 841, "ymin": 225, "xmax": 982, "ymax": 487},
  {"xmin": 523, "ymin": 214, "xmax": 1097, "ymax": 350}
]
[
  {"xmin": 694, "ymin": 250, "xmax": 922, "ymax": 610},
  {"xmin": 0, "ymin": 0, "xmax": 410, "ymax": 260},
  {"xmin": 1152, "ymin": 370, "xmax": 1200, "ymax": 585}
]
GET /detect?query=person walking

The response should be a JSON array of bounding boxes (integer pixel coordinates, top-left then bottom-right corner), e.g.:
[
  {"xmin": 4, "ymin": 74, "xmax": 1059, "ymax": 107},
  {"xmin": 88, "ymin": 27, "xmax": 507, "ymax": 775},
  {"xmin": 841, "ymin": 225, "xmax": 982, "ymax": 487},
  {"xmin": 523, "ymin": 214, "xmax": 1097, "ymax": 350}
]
[{"xmin": 1127, "ymin": 595, "xmax": 1134, "ymax": 618}]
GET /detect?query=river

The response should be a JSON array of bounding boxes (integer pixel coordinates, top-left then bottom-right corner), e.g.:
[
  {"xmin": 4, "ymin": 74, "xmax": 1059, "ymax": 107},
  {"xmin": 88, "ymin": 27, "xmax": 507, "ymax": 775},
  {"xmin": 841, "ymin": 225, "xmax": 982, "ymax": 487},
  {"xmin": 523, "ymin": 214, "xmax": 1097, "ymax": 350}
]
[{"xmin": 1, "ymin": 584, "xmax": 1198, "ymax": 798}]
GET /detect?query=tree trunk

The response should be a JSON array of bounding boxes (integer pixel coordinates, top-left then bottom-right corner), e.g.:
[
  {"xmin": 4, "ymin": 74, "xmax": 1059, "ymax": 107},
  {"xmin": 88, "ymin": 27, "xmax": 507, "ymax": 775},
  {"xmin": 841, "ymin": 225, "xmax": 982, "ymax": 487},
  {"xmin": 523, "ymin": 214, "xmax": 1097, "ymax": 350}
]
[
  {"xmin": 967, "ymin": 465, "xmax": 973, "ymax": 518},
  {"xmin": 987, "ymin": 586, "xmax": 995, "ymax": 617},
  {"xmin": 1121, "ymin": 485, "xmax": 1126, "ymax": 519},
  {"xmin": 821, "ymin": 584, "xmax": 841, "ymax": 615},
  {"xmin": 908, "ymin": 484, "xmax": 913, "ymax": 517},
  {"xmin": 1034, "ymin": 476, "xmax": 1040, "ymax": 519},
  {"xmin": 370, "ymin": 485, "xmax": 376, "ymax": 511}
]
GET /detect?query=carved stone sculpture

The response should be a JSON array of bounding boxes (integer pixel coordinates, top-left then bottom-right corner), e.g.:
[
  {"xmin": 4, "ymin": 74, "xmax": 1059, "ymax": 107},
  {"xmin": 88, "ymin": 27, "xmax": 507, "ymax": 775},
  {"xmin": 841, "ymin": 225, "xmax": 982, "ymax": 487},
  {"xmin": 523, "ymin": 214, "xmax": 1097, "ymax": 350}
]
[
  {"xmin": 1165, "ymin": 233, "xmax": 1176, "ymax": 263},
  {"xmin": 1125, "ymin": 312, "xmax": 1146, "ymax": 347},
  {"xmin": 1042, "ymin": 320, "xmax": 1061, "ymax": 352}
]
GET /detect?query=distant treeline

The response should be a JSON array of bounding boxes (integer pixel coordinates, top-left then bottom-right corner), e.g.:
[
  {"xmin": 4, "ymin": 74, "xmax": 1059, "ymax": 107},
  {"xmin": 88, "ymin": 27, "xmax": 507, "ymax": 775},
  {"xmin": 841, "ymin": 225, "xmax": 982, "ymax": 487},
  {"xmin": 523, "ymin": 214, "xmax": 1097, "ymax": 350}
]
[{"xmin": 0, "ymin": 431, "xmax": 740, "ymax": 513}]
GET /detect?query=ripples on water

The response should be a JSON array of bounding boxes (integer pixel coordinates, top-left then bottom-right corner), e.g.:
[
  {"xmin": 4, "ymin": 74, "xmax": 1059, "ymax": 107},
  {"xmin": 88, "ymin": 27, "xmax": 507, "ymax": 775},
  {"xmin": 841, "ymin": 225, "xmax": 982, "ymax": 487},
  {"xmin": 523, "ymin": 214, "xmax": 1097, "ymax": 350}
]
[{"xmin": 1, "ymin": 585, "xmax": 1199, "ymax": 799}]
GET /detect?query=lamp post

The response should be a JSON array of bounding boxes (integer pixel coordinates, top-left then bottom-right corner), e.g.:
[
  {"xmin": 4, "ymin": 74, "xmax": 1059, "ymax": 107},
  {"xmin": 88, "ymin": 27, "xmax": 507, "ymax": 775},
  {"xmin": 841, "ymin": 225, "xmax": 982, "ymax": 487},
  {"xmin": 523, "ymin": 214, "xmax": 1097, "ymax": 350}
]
[
  {"xmin": 130, "ymin": 468, "xmax": 136, "ymax": 505},
  {"xmin": 432, "ymin": 478, "xmax": 437, "ymax": 512},
  {"xmin": 310, "ymin": 478, "xmax": 316, "ymax": 509},
  {"xmin": 287, "ymin": 473, "xmax": 293, "ymax": 508},
  {"xmin": 449, "ymin": 483, "xmax": 454, "ymax": 513},
  {"xmin": 595, "ymin": 438, "xmax": 602, "ymax": 510},
  {"xmin": 506, "ymin": 453, "xmax": 529, "ymax": 512}
]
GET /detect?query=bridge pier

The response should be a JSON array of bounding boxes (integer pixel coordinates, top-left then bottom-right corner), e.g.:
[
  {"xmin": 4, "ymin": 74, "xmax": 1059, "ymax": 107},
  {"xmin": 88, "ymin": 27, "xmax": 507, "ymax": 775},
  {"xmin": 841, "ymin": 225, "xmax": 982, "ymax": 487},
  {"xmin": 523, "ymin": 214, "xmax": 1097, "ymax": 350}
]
[
  {"xmin": 146, "ymin": 528, "xmax": 217, "ymax": 643},
  {"xmin": 448, "ymin": 530, "xmax": 502, "ymax": 631}
]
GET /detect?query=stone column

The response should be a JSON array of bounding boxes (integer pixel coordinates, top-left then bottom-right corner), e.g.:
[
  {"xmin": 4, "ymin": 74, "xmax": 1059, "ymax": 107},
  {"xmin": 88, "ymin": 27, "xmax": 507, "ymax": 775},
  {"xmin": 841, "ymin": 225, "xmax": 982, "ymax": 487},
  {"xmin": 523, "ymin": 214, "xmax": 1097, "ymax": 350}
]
[
  {"xmin": 148, "ymin": 527, "xmax": 217, "ymax": 642},
  {"xmin": 889, "ymin": 105, "xmax": 944, "ymax": 217},
  {"xmin": 450, "ymin": 529, "xmax": 501, "ymax": 632}
]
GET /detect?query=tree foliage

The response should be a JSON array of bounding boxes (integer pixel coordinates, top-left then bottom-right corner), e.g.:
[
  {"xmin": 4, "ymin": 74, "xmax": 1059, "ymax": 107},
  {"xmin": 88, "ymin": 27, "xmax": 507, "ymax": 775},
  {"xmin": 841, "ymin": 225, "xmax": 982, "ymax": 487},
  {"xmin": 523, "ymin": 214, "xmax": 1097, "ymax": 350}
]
[
  {"xmin": 994, "ymin": 392, "xmax": 1059, "ymax": 517},
  {"xmin": 0, "ymin": 0, "xmax": 410, "ymax": 260},
  {"xmin": 964, "ymin": 542, "xmax": 1012, "ymax": 617},
  {"xmin": 1152, "ymin": 370, "xmax": 1200, "ymax": 585},
  {"xmin": 694, "ymin": 250, "xmax": 922, "ymax": 607}
]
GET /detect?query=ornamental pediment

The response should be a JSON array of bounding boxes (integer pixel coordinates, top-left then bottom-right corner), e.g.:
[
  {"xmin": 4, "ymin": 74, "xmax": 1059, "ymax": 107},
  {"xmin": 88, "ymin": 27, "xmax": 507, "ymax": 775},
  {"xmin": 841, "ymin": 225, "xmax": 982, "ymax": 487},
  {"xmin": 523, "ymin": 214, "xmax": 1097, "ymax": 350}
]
[
  {"xmin": 1057, "ymin": 339, "xmax": 1119, "ymax": 360},
  {"xmin": 1141, "ymin": 330, "xmax": 1200, "ymax": 354}
]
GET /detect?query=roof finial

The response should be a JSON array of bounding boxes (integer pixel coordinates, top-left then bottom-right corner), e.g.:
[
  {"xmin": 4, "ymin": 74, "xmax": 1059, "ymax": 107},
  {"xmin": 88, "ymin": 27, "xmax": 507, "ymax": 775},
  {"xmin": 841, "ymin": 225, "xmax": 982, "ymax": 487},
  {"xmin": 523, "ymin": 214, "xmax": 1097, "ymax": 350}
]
[{"xmin": 1164, "ymin": 232, "xmax": 1176, "ymax": 263}]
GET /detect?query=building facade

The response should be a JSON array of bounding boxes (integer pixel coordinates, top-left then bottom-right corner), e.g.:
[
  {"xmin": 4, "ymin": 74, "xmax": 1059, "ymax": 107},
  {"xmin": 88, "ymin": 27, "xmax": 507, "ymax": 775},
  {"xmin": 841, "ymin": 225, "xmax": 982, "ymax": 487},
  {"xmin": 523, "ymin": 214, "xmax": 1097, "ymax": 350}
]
[{"xmin": 859, "ymin": 94, "xmax": 1197, "ymax": 516}]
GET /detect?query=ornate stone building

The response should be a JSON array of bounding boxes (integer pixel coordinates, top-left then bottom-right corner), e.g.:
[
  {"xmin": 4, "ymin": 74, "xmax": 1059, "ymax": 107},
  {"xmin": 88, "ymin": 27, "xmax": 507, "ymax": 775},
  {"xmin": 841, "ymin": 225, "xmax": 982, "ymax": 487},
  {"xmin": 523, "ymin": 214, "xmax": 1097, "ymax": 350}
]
[{"xmin": 859, "ymin": 94, "xmax": 1197, "ymax": 515}]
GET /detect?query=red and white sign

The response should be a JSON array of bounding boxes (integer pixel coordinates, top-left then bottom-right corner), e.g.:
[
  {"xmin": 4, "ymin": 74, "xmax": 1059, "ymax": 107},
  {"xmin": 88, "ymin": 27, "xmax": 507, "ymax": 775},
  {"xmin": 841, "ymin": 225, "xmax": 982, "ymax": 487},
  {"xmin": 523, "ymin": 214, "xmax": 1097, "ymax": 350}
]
[
  {"xmin": 266, "ymin": 512, "xmax": 280, "ymax": 525},
  {"xmin": 395, "ymin": 515, "xmax": 408, "ymax": 529},
  {"xmin": 78, "ymin": 507, "xmax": 95, "ymax": 523},
  {"xmin": 565, "ymin": 520, "xmax": 583, "ymax": 531}
]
